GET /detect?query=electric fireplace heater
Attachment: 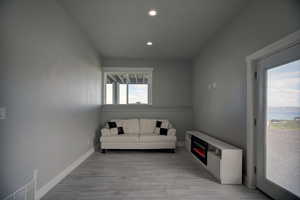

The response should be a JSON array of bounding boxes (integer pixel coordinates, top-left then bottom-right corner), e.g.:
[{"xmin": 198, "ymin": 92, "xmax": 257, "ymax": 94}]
[{"xmin": 191, "ymin": 135, "xmax": 208, "ymax": 165}]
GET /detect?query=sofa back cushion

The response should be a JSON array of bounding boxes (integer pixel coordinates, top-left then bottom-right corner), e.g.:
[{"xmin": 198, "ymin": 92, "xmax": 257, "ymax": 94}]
[
  {"xmin": 140, "ymin": 119, "xmax": 171, "ymax": 134},
  {"xmin": 111, "ymin": 119, "xmax": 139, "ymax": 134},
  {"xmin": 140, "ymin": 119, "xmax": 156, "ymax": 134}
]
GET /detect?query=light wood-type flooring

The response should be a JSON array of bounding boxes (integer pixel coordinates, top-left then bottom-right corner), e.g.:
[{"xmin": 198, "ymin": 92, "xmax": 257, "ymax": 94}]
[{"xmin": 43, "ymin": 148, "xmax": 269, "ymax": 200}]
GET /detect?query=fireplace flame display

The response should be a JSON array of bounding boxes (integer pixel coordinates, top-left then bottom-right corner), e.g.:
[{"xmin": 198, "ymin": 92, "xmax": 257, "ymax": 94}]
[
  {"xmin": 191, "ymin": 135, "xmax": 208, "ymax": 165},
  {"xmin": 192, "ymin": 147, "xmax": 206, "ymax": 157}
]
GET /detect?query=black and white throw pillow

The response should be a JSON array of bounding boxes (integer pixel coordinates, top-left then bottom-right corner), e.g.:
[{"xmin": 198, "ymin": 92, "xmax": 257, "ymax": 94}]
[
  {"xmin": 107, "ymin": 121, "xmax": 124, "ymax": 135},
  {"xmin": 108, "ymin": 122, "xmax": 117, "ymax": 128},
  {"xmin": 117, "ymin": 127, "xmax": 124, "ymax": 135},
  {"xmin": 154, "ymin": 120, "xmax": 168, "ymax": 135}
]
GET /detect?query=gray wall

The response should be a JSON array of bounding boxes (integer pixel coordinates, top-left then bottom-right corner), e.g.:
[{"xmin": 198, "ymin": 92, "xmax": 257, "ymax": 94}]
[
  {"xmin": 0, "ymin": 1, "xmax": 102, "ymax": 198},
  {"xmin": 193, "ymin": 0, "xmax": 300, "ymax": 166},
  {"xmin": 101, "ymin": 58, "xmax": 193, "ymax": 140}
]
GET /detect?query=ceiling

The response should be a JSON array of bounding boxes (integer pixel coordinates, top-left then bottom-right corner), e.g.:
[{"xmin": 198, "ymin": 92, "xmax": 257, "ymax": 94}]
[{"xmin": 61, "ymin": 0, "xmax": 249, "ymax": 60}]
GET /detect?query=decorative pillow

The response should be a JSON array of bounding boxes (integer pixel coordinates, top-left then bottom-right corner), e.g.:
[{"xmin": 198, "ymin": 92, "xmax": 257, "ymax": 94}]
[
  {"xmin": 107, "ymin": 121, "xmax": 124, "ymax": 135},
  {"xmin": 108, "ymin": 122, "xmax": 117, "ymax": 129},
  {"xmin": 154, "ymin": 120, "xmax": 169, "ymax": 135},
  {"xmin": 117, "ymin": 127, "xmax": 124, "ymax": 135},
  {"xmin": 159, "ymin": 128, "xmax": 168, "ymax": 135},
  {"xmin": 156, "ymin": 121, "xmax": 162, "ymax": 128}
]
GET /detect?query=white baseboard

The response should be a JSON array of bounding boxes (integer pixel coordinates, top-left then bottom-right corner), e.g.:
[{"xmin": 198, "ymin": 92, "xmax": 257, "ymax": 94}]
[{"xmin": 36, "ymin": 148, "xmax": 94, "ymax": 200}]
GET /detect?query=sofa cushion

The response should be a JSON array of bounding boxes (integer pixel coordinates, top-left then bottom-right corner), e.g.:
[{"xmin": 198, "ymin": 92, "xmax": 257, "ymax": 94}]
[
  {"xmin": 139, "ymin": 133, "xmax": 176, "ymax": 143},
  {"xmin": 101, "ymin": 128, "xmax": 114, "ymax": 136},
  {"xmin": 140, "ymin": 119, "xmax": 156, "ymax": 134},
  {"xmin": 167, "ymin": 128, "xmax": 176, "ymax": 136},
  {"xmin": 124, "ymin": 119, "xmax": 139, "ymax": 133},
  {"xmin": 100, "ymin": 133, "xmax": 139, "ymax": 143},
  {"xmin": 111, "ymin": 119, "xmax": 139, "ymax": 134}
]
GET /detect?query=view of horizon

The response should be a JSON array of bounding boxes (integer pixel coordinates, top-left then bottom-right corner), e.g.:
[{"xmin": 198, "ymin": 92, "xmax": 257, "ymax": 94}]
[
  {"xmin": 267, "ymin": 59, "xmax": 300, "ymax": 121},
  {"xmin": 267, "ymin": 59, "xmax": 300, "ymax": 108}
]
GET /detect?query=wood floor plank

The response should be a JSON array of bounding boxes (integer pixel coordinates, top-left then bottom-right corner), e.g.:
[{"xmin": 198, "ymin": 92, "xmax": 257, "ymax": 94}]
[{"xmin": 42, "ymin": 148, "xmax": 269, "ymax": 200}]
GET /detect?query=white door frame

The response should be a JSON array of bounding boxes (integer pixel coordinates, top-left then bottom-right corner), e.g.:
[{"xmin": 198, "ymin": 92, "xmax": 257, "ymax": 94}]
[{"xmin": 245, "ymin": 30, "xmax": 300, "ymax": 189}]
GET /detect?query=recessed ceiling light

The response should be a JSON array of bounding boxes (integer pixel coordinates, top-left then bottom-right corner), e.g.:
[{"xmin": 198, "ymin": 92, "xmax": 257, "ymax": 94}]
[
  {"xmin": 148, "ymin": 9, "xmax": 157, "ymax": 16},
  {"xmin": 146, "ymin": 41, "xmax": 153, "ymax": 46}
]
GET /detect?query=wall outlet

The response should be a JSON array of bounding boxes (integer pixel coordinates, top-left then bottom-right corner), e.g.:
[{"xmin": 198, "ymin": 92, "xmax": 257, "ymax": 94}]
[{"xmin": 0, "ymin": 107, "xmax": 7, "ymax": 120}]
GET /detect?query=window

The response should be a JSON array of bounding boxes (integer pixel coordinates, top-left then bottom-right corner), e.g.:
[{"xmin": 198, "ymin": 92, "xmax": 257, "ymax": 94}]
[
  {"xmin": 103, "ymin": 68, "xmax": 152, "ymax": 105},
  {"xmin": 128, "ymin": 84, "xmax": 148, "ymax": 104},
  {"xmin": 118, "ymin": 84, "xmax": 127, "ymax": 104},
  {"xmin": 105, "ymin": 84, "xmax": 113, "ymax": 104}
]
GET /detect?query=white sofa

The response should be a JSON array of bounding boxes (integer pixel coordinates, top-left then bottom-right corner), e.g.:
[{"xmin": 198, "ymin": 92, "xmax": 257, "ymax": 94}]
[{"xmin": 100, "ymin": 119, "xmax": 177, "ymax": 152}]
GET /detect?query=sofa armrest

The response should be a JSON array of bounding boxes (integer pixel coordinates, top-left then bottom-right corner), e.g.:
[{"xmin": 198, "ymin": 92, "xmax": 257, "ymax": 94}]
[
  {"xmin": 167, "ymin": 128, "xmax": 176, "ymax": 136},
  {"xmin": 101, "ymin": 128, "xmax": 111, "ymax": 136}
]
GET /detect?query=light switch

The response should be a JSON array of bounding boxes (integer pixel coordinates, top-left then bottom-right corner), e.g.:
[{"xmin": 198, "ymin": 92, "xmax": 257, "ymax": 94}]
[
  {"xmin": 0, "ymin": 107, "xmax": 7, "ymax": 120},
  {"xmin": 212, "ymin": 82, "xmax": 217, "ymax": 89}
]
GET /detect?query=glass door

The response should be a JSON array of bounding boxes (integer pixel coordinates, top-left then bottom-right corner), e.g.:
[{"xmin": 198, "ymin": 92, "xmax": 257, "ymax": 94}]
[{"xmin": 256, "ymin": 43, "xmax": 300, "ymax": 199}]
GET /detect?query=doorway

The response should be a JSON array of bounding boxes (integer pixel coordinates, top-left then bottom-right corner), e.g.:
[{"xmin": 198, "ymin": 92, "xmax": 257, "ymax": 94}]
[{"xmin": 255, "ymin": 42, "xmax": 300, "ymax": 199}]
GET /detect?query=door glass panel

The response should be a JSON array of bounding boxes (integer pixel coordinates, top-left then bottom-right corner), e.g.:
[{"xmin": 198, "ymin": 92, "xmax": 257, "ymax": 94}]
[{"xmin": 266, "ymin": 59, "xmax": 300, "ymax": 197}]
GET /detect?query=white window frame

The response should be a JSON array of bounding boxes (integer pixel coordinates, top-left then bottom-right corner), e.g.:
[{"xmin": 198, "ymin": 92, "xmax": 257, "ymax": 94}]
[{"xmin": 102, "ymin": 67, "xmax": 153, "ymax": 105}]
